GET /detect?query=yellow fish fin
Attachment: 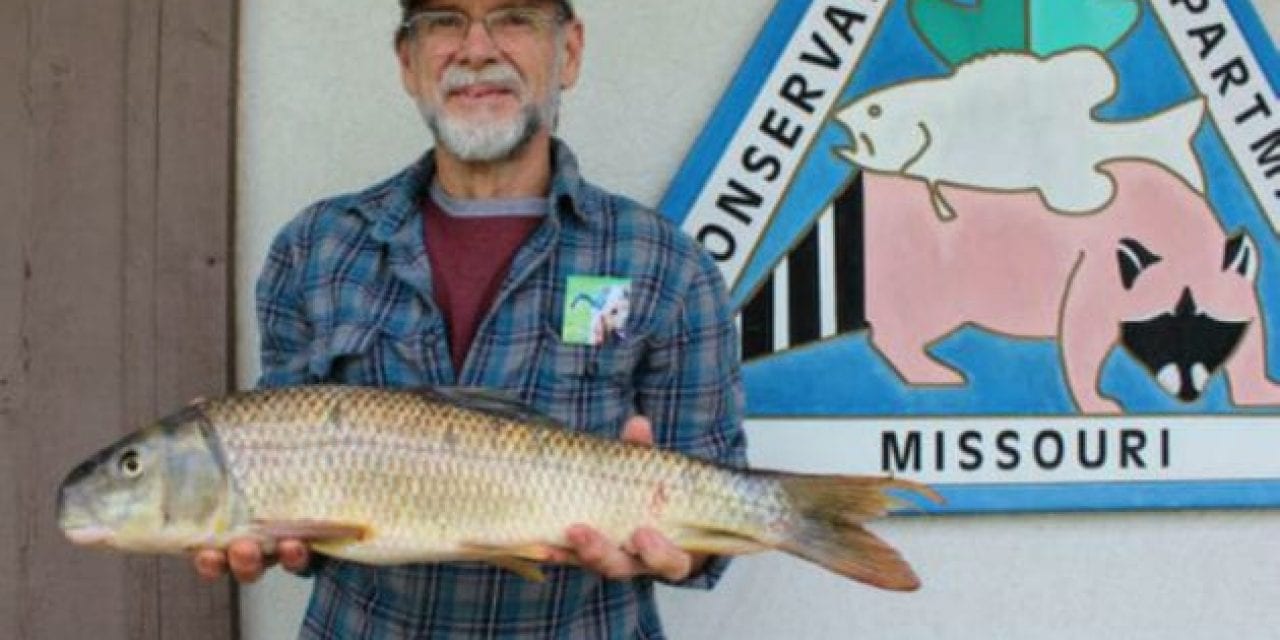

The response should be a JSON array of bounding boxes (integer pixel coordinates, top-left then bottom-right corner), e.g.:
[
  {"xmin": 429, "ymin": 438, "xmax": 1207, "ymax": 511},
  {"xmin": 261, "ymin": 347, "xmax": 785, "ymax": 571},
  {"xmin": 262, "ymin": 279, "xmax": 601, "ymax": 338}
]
[
  {"xmin": 251, "ymin": 519, "xmax": 369, "ymax": 542},
  {"xmin": 461, "ymin": 541, "xmax": 560, "ymax": 562},
  {"xmin": 673, "ymin": 528, "xmax": 768, "ymax": 556},
  {"xmin": 460, "ymin": 542, "xmax": 559, "ymax": 582},
  {"xmin": 775, "ymin": 475, "xmax": 939, "ymax": 592}
]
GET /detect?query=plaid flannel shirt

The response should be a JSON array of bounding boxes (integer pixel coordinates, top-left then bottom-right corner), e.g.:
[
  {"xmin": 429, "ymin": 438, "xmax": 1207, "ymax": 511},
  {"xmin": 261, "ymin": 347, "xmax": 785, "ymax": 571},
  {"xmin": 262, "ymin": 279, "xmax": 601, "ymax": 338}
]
[{"xmin": 256, "ymin": 140, "xmax": 747, "ymax": 639}]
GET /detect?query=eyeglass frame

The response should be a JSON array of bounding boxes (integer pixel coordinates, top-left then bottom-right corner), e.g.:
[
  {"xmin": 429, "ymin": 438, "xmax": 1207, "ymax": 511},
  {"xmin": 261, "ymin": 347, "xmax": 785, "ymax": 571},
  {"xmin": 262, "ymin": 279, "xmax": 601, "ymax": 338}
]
[{"xmin": 397, "ymin": 4, "xmax": 572, "ymax": 50}]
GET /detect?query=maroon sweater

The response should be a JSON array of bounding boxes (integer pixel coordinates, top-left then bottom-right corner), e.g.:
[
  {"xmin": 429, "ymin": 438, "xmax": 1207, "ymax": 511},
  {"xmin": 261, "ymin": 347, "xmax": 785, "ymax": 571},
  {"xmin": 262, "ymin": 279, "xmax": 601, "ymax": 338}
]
[{"xmin": 422, "ymin": 193, "xmax": 543, "ymax": 373}]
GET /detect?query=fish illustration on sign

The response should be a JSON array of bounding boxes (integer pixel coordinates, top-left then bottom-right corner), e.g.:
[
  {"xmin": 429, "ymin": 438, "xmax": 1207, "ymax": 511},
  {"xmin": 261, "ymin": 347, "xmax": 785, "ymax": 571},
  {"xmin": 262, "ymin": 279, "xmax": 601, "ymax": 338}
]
[{"xmin": 832, "ymin": 49, "xmax": 1206, "ymax": 220}]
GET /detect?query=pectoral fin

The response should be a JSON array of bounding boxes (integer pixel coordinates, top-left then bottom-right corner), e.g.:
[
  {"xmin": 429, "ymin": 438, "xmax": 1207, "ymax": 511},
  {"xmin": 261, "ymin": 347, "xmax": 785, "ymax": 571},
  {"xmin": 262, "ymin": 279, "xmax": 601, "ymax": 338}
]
[{"xmin": 252, "ymin": 519, "xmax": 369, "ymax": 542}]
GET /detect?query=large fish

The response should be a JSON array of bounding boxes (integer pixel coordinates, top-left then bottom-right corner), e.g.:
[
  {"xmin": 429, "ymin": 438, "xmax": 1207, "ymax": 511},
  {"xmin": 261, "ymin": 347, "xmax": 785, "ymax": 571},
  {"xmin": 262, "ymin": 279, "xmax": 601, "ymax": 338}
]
[{"xmin": 57, "ymin": 385, "xmax": 937, "ymax": 590}]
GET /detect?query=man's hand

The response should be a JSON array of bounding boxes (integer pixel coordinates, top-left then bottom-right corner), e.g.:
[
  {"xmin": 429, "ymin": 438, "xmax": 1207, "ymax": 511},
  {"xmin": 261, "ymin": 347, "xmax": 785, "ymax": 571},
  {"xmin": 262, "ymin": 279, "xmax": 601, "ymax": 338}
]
[
  {"xmin": 554, "ymin": 416, "xmax": 708, "ymax": 582},
  {"xmin": 192, "ymin": 538, "xmax": 310, "ymax": 583}
]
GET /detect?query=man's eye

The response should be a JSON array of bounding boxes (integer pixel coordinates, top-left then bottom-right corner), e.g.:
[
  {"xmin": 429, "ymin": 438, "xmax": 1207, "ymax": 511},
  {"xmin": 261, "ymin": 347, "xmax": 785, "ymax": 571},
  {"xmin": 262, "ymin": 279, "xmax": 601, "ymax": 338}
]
[
  {"xmin": 425, "ymin": 13, "xmax": 467, "ymax": 31},
  {"xmin": 491, "ymin": 9, "xmax": 539, "ymax": 29}
]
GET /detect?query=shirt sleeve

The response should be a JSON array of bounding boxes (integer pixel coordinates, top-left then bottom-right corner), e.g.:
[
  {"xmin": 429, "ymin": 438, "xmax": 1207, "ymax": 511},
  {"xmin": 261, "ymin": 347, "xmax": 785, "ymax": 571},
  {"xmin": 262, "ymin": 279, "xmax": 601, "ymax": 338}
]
[
  {"xmin": 636, "ymin": 247, "xmax": 748, "ymax": 590},
  {"xmin": 255, "ymin": 217, "xmax": 314, "ymax": 389}
]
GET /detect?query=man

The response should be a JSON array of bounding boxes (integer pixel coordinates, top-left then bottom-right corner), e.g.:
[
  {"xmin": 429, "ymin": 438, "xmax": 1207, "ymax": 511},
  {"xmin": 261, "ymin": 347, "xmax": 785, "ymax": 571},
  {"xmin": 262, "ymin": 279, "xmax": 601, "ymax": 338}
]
[{"xmin": 193, "ymin": 0, "xmax": 747, "ymax": 637}]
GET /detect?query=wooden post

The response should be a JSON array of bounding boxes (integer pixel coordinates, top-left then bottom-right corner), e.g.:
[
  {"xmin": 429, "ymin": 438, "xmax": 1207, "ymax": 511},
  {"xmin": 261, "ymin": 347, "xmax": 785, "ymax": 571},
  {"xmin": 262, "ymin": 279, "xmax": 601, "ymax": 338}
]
[{"xmin": 1, "ymin": 1, "xmax": 237, "ymax": 638}]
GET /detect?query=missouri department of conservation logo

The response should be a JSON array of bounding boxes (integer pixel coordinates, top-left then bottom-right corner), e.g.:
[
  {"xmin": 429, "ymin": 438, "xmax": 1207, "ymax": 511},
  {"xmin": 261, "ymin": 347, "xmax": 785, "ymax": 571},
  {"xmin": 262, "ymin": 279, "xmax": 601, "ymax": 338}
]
[{"xmin": 660, "ymin": 0, "xmax": 1280, "ymax": 512}]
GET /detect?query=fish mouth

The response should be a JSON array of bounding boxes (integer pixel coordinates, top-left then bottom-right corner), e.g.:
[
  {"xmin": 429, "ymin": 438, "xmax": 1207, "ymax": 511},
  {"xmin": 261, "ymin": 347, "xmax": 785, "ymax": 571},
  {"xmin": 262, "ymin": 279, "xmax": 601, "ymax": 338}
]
[
  {"xmin": 57, "ymin": 483, "xmax": 114, "ymax": 547},
  {"xmin": 840, "ymin": 129, "xmax": 877, "ymax": 159},
  {"xmin": 63, "ymin": 525, "xmax": 115, "ymax": 547},
  {"xmin": 859, "ymin": 132, "xmax": 877, "ymax": 158},
  {"xmin": 899, "ymin": 122, "xmax": 933, "ymax": 173}
]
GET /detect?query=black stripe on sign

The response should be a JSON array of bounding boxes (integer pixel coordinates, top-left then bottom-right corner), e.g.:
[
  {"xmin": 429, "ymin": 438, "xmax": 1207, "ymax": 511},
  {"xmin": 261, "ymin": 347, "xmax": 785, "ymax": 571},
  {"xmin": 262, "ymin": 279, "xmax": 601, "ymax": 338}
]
[
  {"xmin": 789, "ymin": 226, "xmax": 821, "ymax": 346},
  {"xmin": 835, "ymin": 172, "xmax": 867, "ymax": 333},
  {"xmin": 741, "ymin": 274, "xmax": 774, "ymax": 360}
]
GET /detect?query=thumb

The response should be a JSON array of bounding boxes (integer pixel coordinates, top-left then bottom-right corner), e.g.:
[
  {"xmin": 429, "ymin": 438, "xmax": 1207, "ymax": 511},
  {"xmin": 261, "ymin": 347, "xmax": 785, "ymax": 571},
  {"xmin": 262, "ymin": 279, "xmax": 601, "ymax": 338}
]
[{"xmin": 620, "ymin": 415, "xmax": 654, "ymax": 447}]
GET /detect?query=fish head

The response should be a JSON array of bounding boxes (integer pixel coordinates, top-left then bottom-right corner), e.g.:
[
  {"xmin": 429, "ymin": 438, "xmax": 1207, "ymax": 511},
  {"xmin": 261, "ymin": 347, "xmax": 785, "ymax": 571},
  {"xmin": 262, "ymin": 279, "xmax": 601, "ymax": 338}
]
[
  {"xmin": 833, "ymin": 86, "xmax": 933, "ymax": 174},
  {"xmin": 57, "ymin": 406, "xmax": 232, "ymax": 554}
]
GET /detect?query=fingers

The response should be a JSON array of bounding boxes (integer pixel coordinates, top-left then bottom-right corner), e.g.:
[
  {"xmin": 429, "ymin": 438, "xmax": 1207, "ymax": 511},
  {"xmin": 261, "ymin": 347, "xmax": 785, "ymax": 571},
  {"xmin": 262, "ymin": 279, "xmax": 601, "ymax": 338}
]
[
  {"xmin": 227, "ymin": 539, "xmax": 270, "ymax": 583},
  {"xmin": 566, "ymin": 525, "xmax": 644, "ymax": 580},
  {"xmin": 277, "ymin": 539, "xmax": 311, "ymax": 575},
  {"xmin": 620, "ymin": 416, "xmax": 653, "ymax": 447},
  {"xmin": 190, "ymin": 538, "xmax": 297, "ymax": 584},
  {"xmin": 564, "ymin": 525, "xmax": 693, "ymax": 582},
  {"xmin": 193, "ymin": 548, "xmax": 228, "ymax": 581},
  {"xmin": 631, "ymin": 528, "xmax": 692, "ymax": 582}
]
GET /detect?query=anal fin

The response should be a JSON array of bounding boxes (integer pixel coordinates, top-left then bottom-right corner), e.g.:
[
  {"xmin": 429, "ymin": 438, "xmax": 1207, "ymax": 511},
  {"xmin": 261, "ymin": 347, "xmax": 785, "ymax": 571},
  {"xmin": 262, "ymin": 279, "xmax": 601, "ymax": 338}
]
[
  {"xmin": 674, "ymin": 528, "xmax": 769, "ymax": 556},
  {"xmin": 486, "ymin": 557, "xmax": 547, "ymax": 582}
]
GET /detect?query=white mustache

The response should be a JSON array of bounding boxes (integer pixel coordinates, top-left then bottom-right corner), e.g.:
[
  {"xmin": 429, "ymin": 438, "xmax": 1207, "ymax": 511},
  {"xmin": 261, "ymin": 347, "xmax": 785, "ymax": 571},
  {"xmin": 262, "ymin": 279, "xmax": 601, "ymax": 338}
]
[{"xmin": 440, "ymin": 64, "xmax": 524, "ymax": 96}]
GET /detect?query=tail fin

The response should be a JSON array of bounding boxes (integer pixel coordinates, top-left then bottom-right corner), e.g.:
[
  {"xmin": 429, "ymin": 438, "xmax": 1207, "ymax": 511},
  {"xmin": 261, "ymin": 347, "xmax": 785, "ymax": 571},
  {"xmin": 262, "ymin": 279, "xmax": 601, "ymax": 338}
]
[
  {"xmin": 1132, "ymin": 97, "xmax": 1207, "ymax": 192},
  {"xmin": 775, "ymin": 475, "xmax": 940, "ymax": 592}
]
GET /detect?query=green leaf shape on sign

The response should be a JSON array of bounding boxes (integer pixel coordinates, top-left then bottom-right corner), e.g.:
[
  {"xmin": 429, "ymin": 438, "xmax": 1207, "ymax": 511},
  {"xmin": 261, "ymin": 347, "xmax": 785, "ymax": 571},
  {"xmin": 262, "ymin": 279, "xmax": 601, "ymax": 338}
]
[
  {"xmin": 910, "ymin": 0, "xmax": 1028, "ymax": 67},
  {"xmin": 1030, "ymin": 0, "xmax": 1141, "ymax": 57},
  {"xmin": 910, "ymin": 0, "xmax": 1141, "ymax": 67}
]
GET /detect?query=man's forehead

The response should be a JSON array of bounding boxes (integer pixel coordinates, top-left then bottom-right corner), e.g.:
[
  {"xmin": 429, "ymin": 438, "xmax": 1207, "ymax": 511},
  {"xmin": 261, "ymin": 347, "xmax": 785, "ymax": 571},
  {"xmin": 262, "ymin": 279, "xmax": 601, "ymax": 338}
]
[{"xmin": 412, "ymin": 0, "xmax": 563, "ymax": 12}]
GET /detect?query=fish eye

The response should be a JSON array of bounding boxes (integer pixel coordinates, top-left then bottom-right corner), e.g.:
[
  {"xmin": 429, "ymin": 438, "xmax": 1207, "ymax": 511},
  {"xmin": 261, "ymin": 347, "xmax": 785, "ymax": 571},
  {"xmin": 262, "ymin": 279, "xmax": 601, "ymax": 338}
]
[
  {"xmin": 118, "ymin": 449, "xmax": 143, "ymax": 479},
  {"xmin": 868, "ymin": 104, "xmax": 883, "ymax": 119}
]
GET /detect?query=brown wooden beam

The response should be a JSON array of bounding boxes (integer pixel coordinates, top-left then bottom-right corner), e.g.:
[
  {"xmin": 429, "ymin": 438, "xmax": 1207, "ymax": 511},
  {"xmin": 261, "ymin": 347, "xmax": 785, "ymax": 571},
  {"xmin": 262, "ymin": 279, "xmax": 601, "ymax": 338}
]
[{"xmin": 1, "ymin": 0, "xmax": 237, "ymax": 638}]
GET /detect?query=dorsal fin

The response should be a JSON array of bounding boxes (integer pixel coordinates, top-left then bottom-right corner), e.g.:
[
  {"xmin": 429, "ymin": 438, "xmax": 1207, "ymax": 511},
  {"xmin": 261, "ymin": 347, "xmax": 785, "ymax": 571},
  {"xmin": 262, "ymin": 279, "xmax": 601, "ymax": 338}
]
[{"xmin": 412, "ymin": 387, "xmax": 563, "ymax": 428}]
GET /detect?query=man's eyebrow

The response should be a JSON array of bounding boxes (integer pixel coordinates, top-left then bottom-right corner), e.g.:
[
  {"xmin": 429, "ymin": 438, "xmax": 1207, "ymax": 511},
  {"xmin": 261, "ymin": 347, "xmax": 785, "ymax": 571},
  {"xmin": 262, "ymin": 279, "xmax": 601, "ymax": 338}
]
[{"xmin": 415, "ymin": 1, "xmax": 462, "ymax": 12}]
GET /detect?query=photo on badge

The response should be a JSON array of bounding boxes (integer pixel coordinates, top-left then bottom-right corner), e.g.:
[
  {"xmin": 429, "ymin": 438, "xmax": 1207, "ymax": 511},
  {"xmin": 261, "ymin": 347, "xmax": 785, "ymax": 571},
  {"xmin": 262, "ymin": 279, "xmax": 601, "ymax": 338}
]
[{"xmin": 563, "ymin": 276, "xmax": 633, "ymax": 346}]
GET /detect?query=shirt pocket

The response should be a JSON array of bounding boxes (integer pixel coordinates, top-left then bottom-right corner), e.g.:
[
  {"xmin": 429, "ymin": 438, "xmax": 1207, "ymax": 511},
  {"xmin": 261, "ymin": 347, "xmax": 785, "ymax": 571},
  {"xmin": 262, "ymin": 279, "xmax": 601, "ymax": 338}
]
[{"xmin": 537, "ymin": 325, "xmax": 642, "ymax": 434}]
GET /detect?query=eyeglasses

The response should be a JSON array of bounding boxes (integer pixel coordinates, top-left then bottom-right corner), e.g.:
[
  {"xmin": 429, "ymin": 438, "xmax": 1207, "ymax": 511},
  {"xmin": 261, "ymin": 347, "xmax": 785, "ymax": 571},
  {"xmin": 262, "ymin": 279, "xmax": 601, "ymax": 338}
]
[{"xmin": 402, "ymin": 7, "xmax": 565, "ymax": 50}]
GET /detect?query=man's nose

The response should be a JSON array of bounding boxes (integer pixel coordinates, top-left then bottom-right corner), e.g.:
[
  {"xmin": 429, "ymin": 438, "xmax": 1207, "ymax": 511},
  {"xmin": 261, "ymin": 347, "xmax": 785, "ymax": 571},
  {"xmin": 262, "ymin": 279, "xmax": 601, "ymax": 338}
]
[{"xmin": 455, "ymin": 18, "xmax": 501, "ymax": 65}]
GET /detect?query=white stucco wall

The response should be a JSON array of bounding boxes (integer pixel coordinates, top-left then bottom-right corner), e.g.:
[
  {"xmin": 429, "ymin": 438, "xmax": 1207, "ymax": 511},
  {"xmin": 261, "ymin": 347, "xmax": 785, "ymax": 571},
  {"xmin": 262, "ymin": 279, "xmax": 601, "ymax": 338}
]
[{"xmin": 237, "ymin": 3, "xmax": 1280, "ymax": 638}]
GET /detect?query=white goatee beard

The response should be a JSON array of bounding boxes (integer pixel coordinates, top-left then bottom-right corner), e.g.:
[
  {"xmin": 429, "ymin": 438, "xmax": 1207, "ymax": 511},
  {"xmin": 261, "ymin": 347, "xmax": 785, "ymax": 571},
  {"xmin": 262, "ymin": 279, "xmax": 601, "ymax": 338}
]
[{"xmin": 418, "ymin": 64, "xmax": 561, "ymax": 163}]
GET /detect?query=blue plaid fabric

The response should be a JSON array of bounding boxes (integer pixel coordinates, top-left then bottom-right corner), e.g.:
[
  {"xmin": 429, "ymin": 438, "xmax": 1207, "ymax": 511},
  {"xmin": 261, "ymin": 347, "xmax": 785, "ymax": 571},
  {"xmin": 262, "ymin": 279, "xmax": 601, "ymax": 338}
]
[{"xmin": 255, "ymin": 140, "xmax": 747, "ymax": 639}]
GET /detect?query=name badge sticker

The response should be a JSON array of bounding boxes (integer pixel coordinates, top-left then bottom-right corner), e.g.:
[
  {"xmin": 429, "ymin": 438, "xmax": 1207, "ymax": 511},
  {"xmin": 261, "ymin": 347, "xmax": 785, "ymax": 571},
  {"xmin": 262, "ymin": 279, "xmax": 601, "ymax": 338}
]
[{"xmin": 563, "ymin": 276, "xmax": 633, "ymax": 346}]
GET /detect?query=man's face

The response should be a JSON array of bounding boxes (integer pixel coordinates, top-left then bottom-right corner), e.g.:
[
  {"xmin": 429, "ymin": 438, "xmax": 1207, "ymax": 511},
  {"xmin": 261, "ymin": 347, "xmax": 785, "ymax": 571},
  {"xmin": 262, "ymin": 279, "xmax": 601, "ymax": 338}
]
[{"xmin": 397, "ymin": 0, "xmax": 583, "ymax": 162}]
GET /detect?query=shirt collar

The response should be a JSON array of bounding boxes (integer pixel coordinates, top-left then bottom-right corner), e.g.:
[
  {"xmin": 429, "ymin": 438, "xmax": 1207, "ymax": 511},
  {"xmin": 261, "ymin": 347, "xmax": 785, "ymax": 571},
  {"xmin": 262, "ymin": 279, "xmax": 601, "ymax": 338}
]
[{"xmin": 355, "ymin": 138, "xmax": 592, "ymax": 244}]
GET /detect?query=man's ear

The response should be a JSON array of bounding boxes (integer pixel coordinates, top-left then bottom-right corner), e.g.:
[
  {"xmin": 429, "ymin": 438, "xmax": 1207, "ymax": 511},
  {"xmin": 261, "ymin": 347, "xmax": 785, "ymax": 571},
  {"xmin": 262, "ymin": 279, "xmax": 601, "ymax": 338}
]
[
  {"xmin": 396, "ymin": 40, "xmax": 422, "ymax": 98},
  {"xmin": 558, "ymin": 20, "xmax": 585, "ymax": 90}
]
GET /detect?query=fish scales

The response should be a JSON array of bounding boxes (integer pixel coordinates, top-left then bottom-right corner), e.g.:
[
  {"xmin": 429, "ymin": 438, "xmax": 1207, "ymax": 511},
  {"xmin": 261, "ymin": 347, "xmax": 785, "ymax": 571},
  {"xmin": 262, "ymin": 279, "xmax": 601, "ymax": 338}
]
[
  {"xmin": 58, "ymin": 384, "xmax": 937, "ymax": 590},
  {"xmin": 205, "ymin": 386, "xmax": 784, "ymax": 562}
]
